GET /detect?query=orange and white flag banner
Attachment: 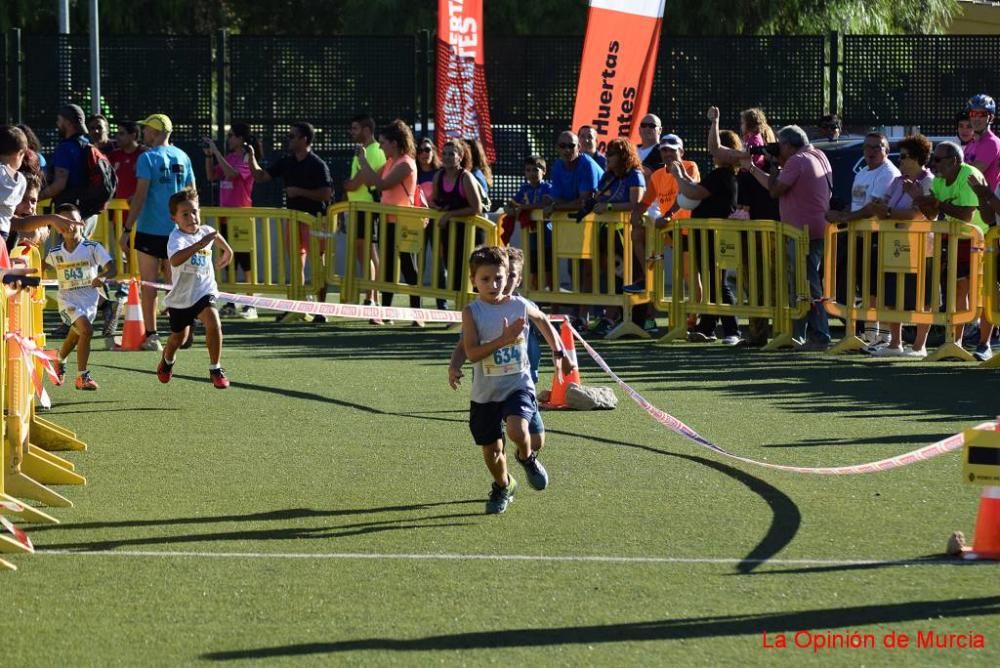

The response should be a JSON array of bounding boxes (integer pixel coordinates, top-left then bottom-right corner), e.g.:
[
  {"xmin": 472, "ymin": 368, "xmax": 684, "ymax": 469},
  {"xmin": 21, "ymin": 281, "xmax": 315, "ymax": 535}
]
[
  {"xmin": 571, "ymin": 0, "xmax": 665, "ymax": 153},
  {"xmin": 436, "ymin": 0, "xmax": 495, "ymax": 162}
]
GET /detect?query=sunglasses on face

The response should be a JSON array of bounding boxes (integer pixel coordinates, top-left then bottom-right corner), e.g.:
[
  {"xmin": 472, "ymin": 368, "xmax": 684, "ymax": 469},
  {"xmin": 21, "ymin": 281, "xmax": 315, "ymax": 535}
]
[
  {"xmin": 969, "ymin": 110, "xmax": 990, "ymax": 118},
  {"xmin": 930, "ymin": 155, "xmax": 953, "ymax": 162},
  {"xmin": 863, "ymin": 143, "xmax": 884, "ymax": 150},
  {"xmin": 558, "ymin": 142, "xmax": 577, "ymax": 149},
  {"xmin": 418, "ymin": 147, "xmax": 433, "ymax": 153},
  {"xmin": 639, "ymin": 123, "xmax": 659, "ymax": 129}
]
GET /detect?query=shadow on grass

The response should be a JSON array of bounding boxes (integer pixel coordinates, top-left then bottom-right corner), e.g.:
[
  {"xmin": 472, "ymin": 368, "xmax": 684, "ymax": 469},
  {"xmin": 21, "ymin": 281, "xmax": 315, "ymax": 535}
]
[
  {"xmin": 200, "ymin": 595, "xmax": 1000, "ymax": 659},
  {"xmin": 37, "ymin": 511, "xmax": 483, "ymax": 551},
  {"xmin": 28, "ymin": 500, "xmax": 481, "ymax": 534},
  {"xmin": 736, "ymin": 555, "xmax": 993, "ymax": 576}
]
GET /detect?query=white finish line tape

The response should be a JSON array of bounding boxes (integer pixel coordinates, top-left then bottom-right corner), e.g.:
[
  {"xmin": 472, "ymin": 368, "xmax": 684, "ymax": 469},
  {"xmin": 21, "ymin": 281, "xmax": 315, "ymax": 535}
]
[{"xmin": 134, "ymin": 281, "xmax": 988, "ymax": 476}]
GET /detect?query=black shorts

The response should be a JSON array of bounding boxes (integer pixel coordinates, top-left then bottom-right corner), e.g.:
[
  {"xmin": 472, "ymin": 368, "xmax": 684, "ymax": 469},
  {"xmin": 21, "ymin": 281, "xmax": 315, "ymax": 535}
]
[
  {"xmin": 355, "ymin": 211, "xmax": 379, "ymax": 242},
  {"xmin": 133, "ymin": 231, "xmax": 170, "ymax": 260},
  {"xmin": 469, "ymin": 388, "xmax": 537, "ymax": 446},
  {"xmin": 167, "ymin": 294, "xmax": 217, "ymax": 333}
]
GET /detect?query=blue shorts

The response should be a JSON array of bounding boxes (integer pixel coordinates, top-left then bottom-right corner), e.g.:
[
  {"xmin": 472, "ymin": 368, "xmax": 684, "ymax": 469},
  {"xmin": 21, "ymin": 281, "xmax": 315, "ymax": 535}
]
[
  {"xmin": 528, "ymin": 407, "xmax": 544, "ymax": 435},
  {"xmin": 469, "ymin": 388, "xmax": 537, "ymax": 446}
]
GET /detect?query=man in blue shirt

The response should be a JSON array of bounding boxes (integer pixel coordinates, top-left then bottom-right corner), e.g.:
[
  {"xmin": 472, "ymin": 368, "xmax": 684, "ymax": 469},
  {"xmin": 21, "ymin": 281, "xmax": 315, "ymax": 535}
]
[
  {"xmin": 120, "ymin": 113, "xmax": 195, "ymax": 351},
  {"xmin": 543, "ymin": 131, "xmax": 603, "ymax": 216}
]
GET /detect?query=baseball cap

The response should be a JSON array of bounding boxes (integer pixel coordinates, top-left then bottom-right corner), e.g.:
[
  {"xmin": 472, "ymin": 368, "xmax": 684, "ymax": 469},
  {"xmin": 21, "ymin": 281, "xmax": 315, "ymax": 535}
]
[
  {"xmin": 138, "ymin": 113, "xmax": 173, "ymax": 133},
  {"xmin": 58, "ymin": 104, "xmax": 86, "ymax": 129},
  {"xmin": 659, "ymin": 134, "xmax": 683, "ymax": 150}
]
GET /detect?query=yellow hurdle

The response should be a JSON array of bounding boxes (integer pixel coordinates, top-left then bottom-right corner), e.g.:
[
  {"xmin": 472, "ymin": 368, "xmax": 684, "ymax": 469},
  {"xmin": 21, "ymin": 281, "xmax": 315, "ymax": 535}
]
[
  {"xmin": 340, "ymin": 202, "xmax": 500, "ymax": 312},
  {"xmin": 655, "ymin": 218, "xmax": 810, "ymax": 349},
  {"xmin": 823, "ymin": 218, "xmax": 983, "ymax": 361},
  {"xmin": 518, "ymin": 210, "xmax": 654, "ymax": 340},
  {"xmin": 979, "ymin": 226, "xmax": 1000, "ymax": 369}
]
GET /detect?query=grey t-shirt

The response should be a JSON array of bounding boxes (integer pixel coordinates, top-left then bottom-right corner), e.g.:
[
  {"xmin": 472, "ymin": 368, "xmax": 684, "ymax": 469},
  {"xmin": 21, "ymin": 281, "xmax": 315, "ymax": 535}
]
[{"xmin": 469, "ymin": 296, "xmax": 533, "ymax": 403}]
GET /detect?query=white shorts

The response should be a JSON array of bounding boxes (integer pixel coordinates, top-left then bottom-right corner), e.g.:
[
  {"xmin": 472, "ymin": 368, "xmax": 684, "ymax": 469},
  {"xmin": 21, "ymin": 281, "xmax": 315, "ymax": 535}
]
[{"xmin": 58, "ymin": 292, "xmax": 99, "ymax": 326}]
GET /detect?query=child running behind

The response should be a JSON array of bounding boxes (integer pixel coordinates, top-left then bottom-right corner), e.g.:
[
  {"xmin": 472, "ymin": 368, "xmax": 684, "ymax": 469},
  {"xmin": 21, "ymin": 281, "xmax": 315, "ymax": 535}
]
[
  {"xmin": 461, "ymin": 245, "xmax": 574, "ymax": 514},
  {"xmin": 450, "ymin": 246, "xmax": 548, "ymax": 473},
  {"xmin": 44, "ymin": 204, "xmax": 113, "ymax": 390},
  {"xmin": 156, "ymin": 188, "xmax": 233, "ymax": 389}
]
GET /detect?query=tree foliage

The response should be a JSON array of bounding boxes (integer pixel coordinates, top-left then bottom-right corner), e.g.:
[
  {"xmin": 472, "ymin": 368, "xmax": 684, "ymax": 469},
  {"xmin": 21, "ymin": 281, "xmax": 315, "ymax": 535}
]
[{"xmin": 1, "ymin": 0, "xmax": 961, "ymax": 35}]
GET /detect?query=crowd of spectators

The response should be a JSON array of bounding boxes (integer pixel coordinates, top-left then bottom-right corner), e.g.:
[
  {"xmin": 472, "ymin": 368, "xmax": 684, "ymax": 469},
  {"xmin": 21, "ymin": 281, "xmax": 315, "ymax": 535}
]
[{"xmin": 12, "ymin": 92, "xmax": 1000, "ymax": 359}]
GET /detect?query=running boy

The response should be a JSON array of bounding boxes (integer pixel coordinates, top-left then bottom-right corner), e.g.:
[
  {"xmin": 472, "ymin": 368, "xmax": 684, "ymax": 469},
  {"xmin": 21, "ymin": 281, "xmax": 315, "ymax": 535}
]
[
  {"xmin": 156, "ymin": 188, "xmax": 233, "ymax": 389},
  {"xmin": 44, "ymin": 204, "xmax": 113, "ymax": 390},
  {"xmin": 450, "ymin": 247, "xmax": 548, "ymax": 470},
  {"xmin": 462, "ymin": 245, "xmax": 574, "ymax": 514}
]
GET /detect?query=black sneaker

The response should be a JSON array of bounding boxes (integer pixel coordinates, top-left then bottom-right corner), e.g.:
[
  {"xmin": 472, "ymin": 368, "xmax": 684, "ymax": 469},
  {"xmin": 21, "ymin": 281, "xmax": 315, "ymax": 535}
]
[
  {"xmin": 622, "ymin": 279, "xmax": 647, "ymax": 294},
  {"xmin": 313, "ymin": 314, "xmax": 327, "ymax": 323},
  {"xmin": 517, "ymin": 452, "xmax": 549, "ymax": 490}
]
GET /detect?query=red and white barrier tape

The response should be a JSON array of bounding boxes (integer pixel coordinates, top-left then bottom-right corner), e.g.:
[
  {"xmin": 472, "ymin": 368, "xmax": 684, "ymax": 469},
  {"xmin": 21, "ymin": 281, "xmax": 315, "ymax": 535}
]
[
  {"xmin": 0, "ymin": 515, "xmax": 33, "ymax": 552},
  {"xmin": 132, "ymin": 280, "xmax": 988, "ymax": 474},
  {"xmin": 5, "ymin": 331, "xmax": 60, "ymax": 406}
]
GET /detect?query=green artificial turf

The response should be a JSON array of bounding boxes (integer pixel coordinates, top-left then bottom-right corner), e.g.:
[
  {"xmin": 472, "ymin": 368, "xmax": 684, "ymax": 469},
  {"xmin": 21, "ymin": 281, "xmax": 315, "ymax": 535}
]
[{"xmin": 2, "ymin": 314, "xmax": 999, "ymax": 666}]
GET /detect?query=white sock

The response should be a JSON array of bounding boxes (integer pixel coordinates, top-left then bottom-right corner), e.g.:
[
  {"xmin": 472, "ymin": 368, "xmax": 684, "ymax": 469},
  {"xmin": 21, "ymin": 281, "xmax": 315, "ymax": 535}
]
[{"xmin": 209, "ymin": 363, "xmax": 220, "ymax": 370}]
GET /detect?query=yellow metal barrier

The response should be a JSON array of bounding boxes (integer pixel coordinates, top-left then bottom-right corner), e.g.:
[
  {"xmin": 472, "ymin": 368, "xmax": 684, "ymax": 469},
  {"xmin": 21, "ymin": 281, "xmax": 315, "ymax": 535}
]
[
  {"xmin": 2, "ymin": 247, "xmax": 84, "ymax": 523},
  {"xmin": 977, "ymin": 226, "xmax": 1000, "ymax": 369},
  {"xmin": 655, "ymin": 219, "xmax": 810, "ymax": 350},
  {"xmin": 197, "ymin": 207, "xmax": 322, "ymax": 301},
  {"xmin": 823, "ymin": 218, "xmax": 983, "ymax": 362},
  {"xmin": 339, "ymin": 202, "xmax": 500, "ymax": 311},
  {"xmin": 518, "ymin": 210, "xmax": 654, "ymax": 340}
]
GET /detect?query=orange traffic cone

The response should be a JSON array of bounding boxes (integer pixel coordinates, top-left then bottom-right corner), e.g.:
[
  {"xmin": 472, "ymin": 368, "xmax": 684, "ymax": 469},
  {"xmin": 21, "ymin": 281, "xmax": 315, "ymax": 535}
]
[
  {"xmin": 962, "ymin": 486, "xmax": 1000, "ymax": 560},
  {"xmin": 116, "ymin": 279, "xmax": 146, "ymax": 351},
  {"xmin": 542, "ymin": 322, "xmax": 582, "ymax": 409}
]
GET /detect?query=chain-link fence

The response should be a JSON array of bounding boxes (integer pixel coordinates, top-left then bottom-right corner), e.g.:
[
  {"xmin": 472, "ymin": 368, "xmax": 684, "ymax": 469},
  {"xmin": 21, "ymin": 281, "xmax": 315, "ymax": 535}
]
[{"xmin": 3, "ymin": 31, "xmax": 996, "ymax": 203}]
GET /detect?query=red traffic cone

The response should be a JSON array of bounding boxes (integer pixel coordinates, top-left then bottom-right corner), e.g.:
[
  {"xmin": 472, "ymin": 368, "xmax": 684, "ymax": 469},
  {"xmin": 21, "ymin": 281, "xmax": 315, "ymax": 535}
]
[
  {"xmin": 962, "ymin": 486, "xmax": 1000, "ymax": 560},
  {"xmin": 542, "ymin": 322, "xmax": 581, "ymax": 409},
  {"xmin": 116, "ymin": 279, "xmax": 146, "ymax": 351}
]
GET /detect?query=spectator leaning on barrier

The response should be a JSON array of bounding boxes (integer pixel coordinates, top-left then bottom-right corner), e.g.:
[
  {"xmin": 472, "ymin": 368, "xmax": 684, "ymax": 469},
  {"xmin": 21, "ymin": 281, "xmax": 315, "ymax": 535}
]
[
  {"xmin": 432, "ymin": 139, "xmax": 483, "ymax": 293},
  {"xmin": 963, "ymin": 94, "xmax": 1000, "ymax": 192},
  {"xmin": 624, "ymin": 133, "xmax": 700, "ymax": 295},
  {"xmin": 0, "ymin": 125, "xmax": 29, "ymax": 251},
  {"xmin": 542, "ymin": 131, "xmax": 603, "ymax": 215},
  {"xmin": 501, "ymin": 155, "xmax": 554, "ymax": 269},
  {"xmin": 867, "ymin": 133, "xmax": 934, "ymax": 359},
  {"xmin": 344, "ymin": 114, "xmax": 385, "ymax": 313},
  {"xmin": 676, "ymin": 121, "xmax": 742, "ymax": 345},
  {"xmin": 578, "ymin": 125, "xmax": 607, "ymax": 170},
  {"xmin": 827, "ymin": 132, "xmax": 901, "ymax": 352},
  {"xmin": 589, "ymin": 137, "xmax": 646, "ymax": 338},
  {"xmin": 205, "ymin": 122, "xmax": 262, "ymax": 320},
  {"xmin": 249, "ymin": 121, "xmax": 333, "ymax": 323},
  {"xmin": 40, "ymin": 104, "xmax": 99, "ymax": 237},
  {"xmin": 745, "ymin": 124, "xmax": 833, "ymax": 351},
  {"xmin": 911, "ymin": 140, "xmax": 990, "ymax": 359},
  {"xmin": 416, "ymin": 137, "xmax": 447, "ymax": 310},
  {"xmin": 356, "ymin": 119, "xmax": 422, "ymax": 322},
  {"xmin": 120, "ymin": 113, "xmax": 195, "ymax": 351},
  {"xmin": 87, "ymin": 114, "xmax": 115, "ymax": 154},
  {"xmin": 110, "ymin": 120, "xmax": 145, "ymax": 202},
  {"xmin": 465, "ymin": 138, "xmax": 493, "ymax": 205}
]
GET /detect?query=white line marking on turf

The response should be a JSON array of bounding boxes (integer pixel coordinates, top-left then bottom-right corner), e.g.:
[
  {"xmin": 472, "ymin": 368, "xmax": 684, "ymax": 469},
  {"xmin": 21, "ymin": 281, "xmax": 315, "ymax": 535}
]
[{"xmin": 32, "ymin": 549, "xmax": 965, "ymax": 566}]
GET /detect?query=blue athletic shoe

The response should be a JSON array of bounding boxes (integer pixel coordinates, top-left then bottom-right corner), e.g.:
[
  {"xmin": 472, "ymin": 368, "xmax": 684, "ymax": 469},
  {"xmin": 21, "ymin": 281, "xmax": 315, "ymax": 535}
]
[
  {"xmin": 517, "ymin": 452, "xmax": 549, "ymax": 490},
  {"xmin": 486, "ymin": 475, "xmax": 518, "ymax": 514}
]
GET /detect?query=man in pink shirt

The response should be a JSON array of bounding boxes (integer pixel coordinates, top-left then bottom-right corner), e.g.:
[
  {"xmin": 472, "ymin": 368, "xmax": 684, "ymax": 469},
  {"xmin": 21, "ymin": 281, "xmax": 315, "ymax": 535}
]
[
  {"xmin": 963, "ymin": 94, "xmax": 1000, "ymax": 191},
  {"xmin": 744, "ymin": 125, "xmax": 832, "ymax": 349}
]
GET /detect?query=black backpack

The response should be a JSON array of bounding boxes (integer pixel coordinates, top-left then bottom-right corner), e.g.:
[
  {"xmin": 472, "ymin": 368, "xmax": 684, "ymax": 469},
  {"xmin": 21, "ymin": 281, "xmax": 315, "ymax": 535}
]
[{"xmin": 55, "ymin": 136, "xmax": 117, "ymax": 218}]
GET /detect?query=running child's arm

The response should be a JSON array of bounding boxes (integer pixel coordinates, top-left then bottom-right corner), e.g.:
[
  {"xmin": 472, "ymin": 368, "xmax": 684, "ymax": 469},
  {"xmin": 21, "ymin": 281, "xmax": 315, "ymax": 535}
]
[
  {"xmin": 526, "ymin": 303, "xmax": 576, "ymax": 376},
  {"xmin": 461, "ymin": 306, "xmax": 525, "ymax": 363},
  {"xmin": 169, "ymin": 231, "xmax": 218, "ymax": 267},
  {"xmin": 448, "ymin": 339, "xmax": 467, "ymax": 390},
  {"xmin": 214, "ymin": 233, "xmax": 234, "ymax": 270},
  {"xmin": 90, "ymin": 262, "xmax": 115, "ymax": 287}
]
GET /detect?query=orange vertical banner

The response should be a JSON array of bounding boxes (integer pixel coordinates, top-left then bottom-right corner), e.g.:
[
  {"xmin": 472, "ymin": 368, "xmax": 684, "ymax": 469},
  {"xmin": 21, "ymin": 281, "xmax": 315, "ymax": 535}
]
[
  {"xmin": 571, "ymin": 0, "xmax": 665, "ymax": 154},
  {"xmin": 436, "ymin": 0, "xmax": 496, "ymax": 162}
]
